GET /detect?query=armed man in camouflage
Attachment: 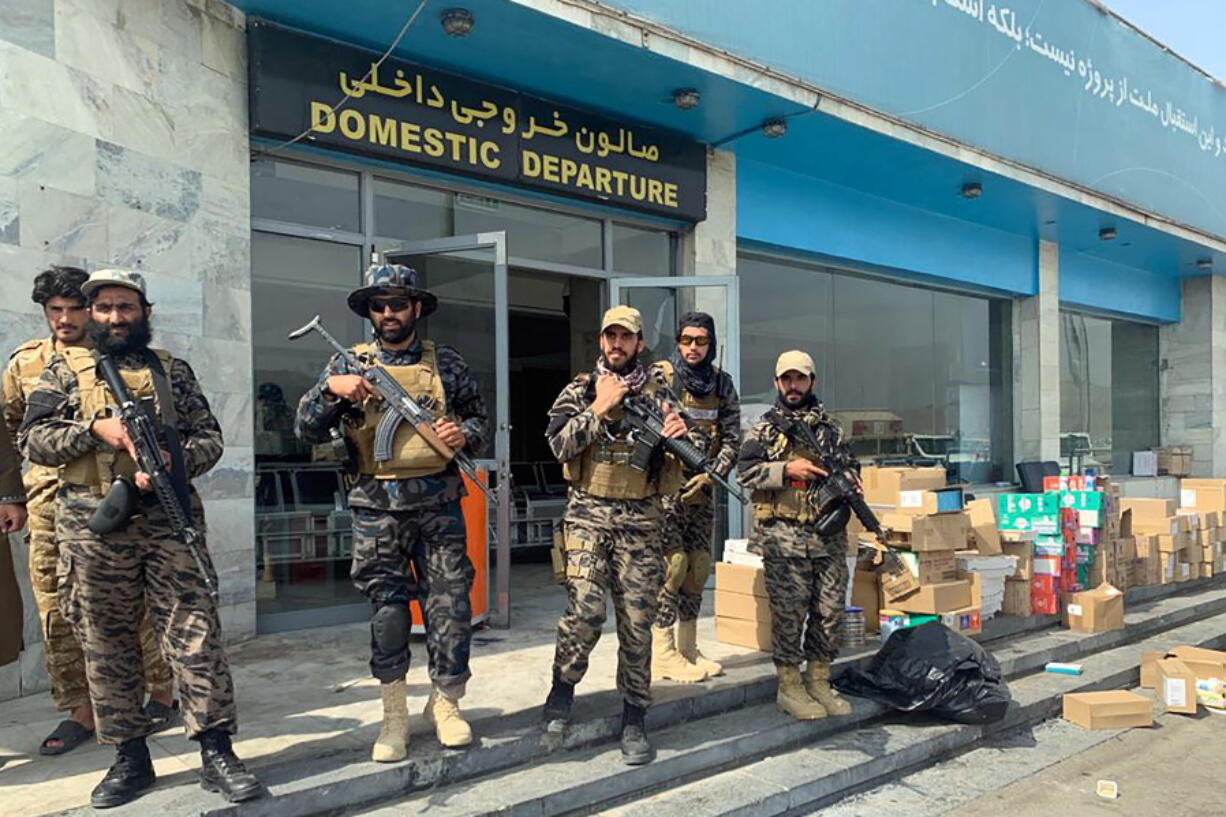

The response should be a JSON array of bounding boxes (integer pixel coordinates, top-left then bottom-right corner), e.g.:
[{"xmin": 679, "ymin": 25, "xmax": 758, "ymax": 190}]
[
  {"xmin": 649, "ymin": 311, "xmax": 740, "ymax": 684},
  {"xmin": 2, "ymin": 265, "xmax": 177, "ymax": 758},
  {"xmin": 541, "ymin": 305, "xmax": 692, "ymax": 766},
  {"xmin": 736, "ymin": 350, "xmax": 855, "ymax": 721},
  {"xmin": 20, "ymin": 270, "xmax": 261, "ymax": 808},
  {"xmin": 295, "ymin": 262, "xmax": 488, "ymax": 762}
]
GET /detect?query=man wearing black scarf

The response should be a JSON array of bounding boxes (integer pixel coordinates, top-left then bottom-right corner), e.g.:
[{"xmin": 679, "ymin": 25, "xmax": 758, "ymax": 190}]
[
  {"xmin": 736, "ymin": 351, "xmax": 856, "ymax": 721},
  {"xmin": 649, "ymin": 312, "xmax": 741, "ymax": 684}
]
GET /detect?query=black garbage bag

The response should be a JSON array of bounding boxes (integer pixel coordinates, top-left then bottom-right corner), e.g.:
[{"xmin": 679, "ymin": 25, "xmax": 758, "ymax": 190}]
[{"xmin": 833, "ymin": 622, "xmax": 1012, "ymax": 724}]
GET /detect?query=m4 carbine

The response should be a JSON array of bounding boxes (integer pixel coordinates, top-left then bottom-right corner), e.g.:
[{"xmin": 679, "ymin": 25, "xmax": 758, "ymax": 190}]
[
  {"xmin": 288, "ymin": 315, "xmax": 494, "ymax": 501},
  {"xmin": 87, "ymin": 353, "xmax": 217, "ymax": 602},
  {"xmin": 621, "ymin": 394, "xmax": 748, "ymax": 504}
]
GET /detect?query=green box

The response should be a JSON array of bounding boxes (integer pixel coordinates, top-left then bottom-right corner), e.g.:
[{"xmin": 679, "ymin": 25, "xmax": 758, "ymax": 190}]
[
  {"xmin": 1000, "ymin": 512, "xmax": 1059, "ymax": 534},
  {"xmin": 998, "ymin": 493, "xmax": 1058, "ymax": 517},
  {"xmin": 1057, "ymin": 491, "xmax": 1103, "ymax": 512}
]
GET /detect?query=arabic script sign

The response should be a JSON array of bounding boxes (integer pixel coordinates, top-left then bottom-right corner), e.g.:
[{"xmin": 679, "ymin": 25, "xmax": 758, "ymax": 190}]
[{"xmin": 247, "ymin": 20, "xmax": 707, "ymax": 221}]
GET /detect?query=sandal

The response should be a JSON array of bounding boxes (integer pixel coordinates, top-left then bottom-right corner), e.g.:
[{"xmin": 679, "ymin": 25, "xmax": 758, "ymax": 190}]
[
  {"xmin": 145, "ymin": 698, "xmax": 180, "ymax": 732},
  {"xmin": 39, "ymin": 719, "xmax": 95, "ymax": 756}
]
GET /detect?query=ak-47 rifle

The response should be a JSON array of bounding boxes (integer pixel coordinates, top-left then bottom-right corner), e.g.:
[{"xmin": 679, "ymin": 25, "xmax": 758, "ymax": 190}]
[
  {"xmin": 621, "ymin": 394, "xmax": 749, "ymax": 504},
  {"xmin": 87, "ymin": 353, "xmax": 217, "ymax": 602},
  {"xmin": 288, "ymin": 315, "xmax": 494, "ymax": 501}
]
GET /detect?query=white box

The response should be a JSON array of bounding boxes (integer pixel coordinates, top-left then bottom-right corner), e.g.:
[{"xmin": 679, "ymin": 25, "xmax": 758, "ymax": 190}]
[{"xmin": 1133, "ymin": 450, "xmax": 1158, "ymax": 477}]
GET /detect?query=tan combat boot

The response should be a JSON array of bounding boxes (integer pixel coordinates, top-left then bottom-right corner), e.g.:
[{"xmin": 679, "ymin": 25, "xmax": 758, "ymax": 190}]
[
  {"xmin": 776, "ymin": 665, "xmax": 827, "ymax": 720},
  {"xmin": 371, "ymin": 680, "xmax": 409, "ymax": 762},
  {"xmin": 803, "ymin": 662, "xmax": 853, "ymax": 716},
  {"xmin": 676, "ymin": 619, "xmax": 724, "ymax": 678},
  {"xmin": 651, "ymin": 626, "xmax": 707, "ymax": 683},
  {"xmin": 423, "ymin": 690, "xmax": 473, "ymax": 748}
]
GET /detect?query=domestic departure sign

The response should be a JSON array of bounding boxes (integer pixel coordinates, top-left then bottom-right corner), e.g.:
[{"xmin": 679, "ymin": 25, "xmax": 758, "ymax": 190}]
[{"xmin": 247, "ymin": 20, "xmax": 707, "ymax": 221}]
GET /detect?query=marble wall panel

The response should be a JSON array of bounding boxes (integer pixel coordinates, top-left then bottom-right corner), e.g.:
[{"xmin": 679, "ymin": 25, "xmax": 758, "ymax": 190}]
[
  {"xmin": 0, "ymin": 112, "xmax": 98, "ymax": 196},
  {"xmin": 96, "ymin": 140, "xmax": 201, "ymax": 222},
  {"xmin": 0, "ymin": 176, "xmax": 18, "ymax": 245},
  {"xmin": 0, "ymin": 0, "xmax": 54, "ymax": 58},
  {"xmin": 18, "ymin": 182, "xmax": 108, "ymax": 257},
  {"xmin": 0, "ymin": 41, "xmax": 111, "ymax": 140}
]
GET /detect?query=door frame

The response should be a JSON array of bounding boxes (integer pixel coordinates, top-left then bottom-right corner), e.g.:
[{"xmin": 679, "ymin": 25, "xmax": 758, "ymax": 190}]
[
  {"xmin": 388, "ymin": 232, "xmax": 512, "ymax": 628},
  {"xmin": 607, "ymin": 275, "xmax": 744, "ymax": 540}
]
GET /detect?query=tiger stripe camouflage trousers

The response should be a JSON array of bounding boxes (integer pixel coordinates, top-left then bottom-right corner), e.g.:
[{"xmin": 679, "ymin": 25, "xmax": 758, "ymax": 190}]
[
  {"xmin": 553, "ymin": 515, "xmax": 663, "ymax": 709},
  {"xmin": 57, "ymin": 488, "xmax": 236, "ymax": 744},
  {"xmin": 654, "ymin": 492, "xmax": 714, "ymax": 628},
  {"xmin": 757, "ymin": 519, "xmax": 849, "ymax": 666}
]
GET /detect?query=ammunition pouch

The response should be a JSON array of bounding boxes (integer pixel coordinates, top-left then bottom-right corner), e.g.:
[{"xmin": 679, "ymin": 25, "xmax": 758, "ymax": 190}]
[{"xmin": 351, "ymin": 340, "xmax": 450, "ymax": 479}]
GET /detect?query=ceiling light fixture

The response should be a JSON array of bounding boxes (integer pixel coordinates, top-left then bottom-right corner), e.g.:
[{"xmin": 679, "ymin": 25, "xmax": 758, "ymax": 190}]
[
  {"xmin": 960, "ymin": 182, "xmax": 982, "ymax": 199},
  {"xmin": 441, "ymin": 8, "xmax": 474, "ymax": 37},
  {"xmin": 673, "ymin": 88, "xmax": 700, "ymax": 110},
  {"xmin": 762, "ymin": 118, "xmax": 787, "ymax": 138},
  {"xmin": 1099, "ymin": 227, "xmax": 1118, "ymax": 241}
]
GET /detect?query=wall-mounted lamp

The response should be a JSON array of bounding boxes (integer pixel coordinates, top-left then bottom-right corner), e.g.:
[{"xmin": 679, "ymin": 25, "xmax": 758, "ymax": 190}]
[
  {"xmin": 1098, "ymin": 227, "xmax": 1118, "ymax": 241},
  {"xmin": 441, "ymin": 8, "xmax": 474, "ymax": 37},
  {"xmin": 762, "ymin": 118, "xmax": 787, "ymax": 138},
  {"xmin": 1197, "ymin": 258, "xmax": 1213, "ymax": 271},
  {"xmin": 673, "ymin": 89, "xmax": 700, "ymax": 110},
  {"xmin": 960, "ymin": 182, "xmax": 982, "ymax": 199}
]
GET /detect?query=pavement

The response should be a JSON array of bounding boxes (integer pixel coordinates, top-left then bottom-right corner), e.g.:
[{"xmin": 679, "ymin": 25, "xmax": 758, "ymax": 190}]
[{"xmin": 0, "ymin": 562, "xmax": 769, "ymax": 817}]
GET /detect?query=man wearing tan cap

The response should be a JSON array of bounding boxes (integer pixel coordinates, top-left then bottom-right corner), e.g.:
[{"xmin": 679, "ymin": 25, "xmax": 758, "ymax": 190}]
[
  {"xmin": 541, "ymin": 305, "xmax": 692, "ymax": 765},
  {"xmin": 20, "ymin": 269, "xmax": 262, "ymax": 807},
  {"xmin": 736, "ymin": 350, "xmax": 857, "ymax": 721}
]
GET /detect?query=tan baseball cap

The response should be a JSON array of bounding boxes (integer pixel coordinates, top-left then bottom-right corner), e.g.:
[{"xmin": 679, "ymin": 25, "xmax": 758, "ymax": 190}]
[
  {"xmin": 601, "ymin": 305, "xmax": 643, "ymax": 334},
  {"xmin": 81, "ymin": 268, "xmax": 147, "ymax": 299},
  {"xmin": 775, "ymin": 349, "xmax": 816, "ymax": 378}
]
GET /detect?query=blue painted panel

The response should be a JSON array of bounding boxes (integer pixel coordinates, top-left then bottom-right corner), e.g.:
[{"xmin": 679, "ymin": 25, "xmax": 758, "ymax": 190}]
[
  {"xmin": 602, "ymin": 0, "xmax": 1226, "ymax": 241},
  {"xmin": 1060, "ymin": 251, "xmax": 1181, "ymax": 322},
  {"xmin": 738, "ymin": 159, "xmax": 1036, "ymax": 295}
]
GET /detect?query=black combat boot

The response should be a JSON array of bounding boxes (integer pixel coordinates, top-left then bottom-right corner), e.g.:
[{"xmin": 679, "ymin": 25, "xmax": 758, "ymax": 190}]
[
  {"xmin": 90, "ymin": 737, "xmax": 156, "ymax": 809},
  {"xmin": 542, "ymin": 677, "xmax": 576, "ymax": 727},
  {"xmin": 198, "ymin": 729, "xmax": 263, "ymax": 803},
  {"xmin": 619, "ymin": 702, "xmax": 653, "ymax": 766}
]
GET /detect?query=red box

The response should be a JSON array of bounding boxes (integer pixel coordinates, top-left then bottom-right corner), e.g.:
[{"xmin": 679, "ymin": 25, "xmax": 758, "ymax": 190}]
[{"xmin": 1031, "ymin": 574, "xmax": 1059, "ymax": 615}]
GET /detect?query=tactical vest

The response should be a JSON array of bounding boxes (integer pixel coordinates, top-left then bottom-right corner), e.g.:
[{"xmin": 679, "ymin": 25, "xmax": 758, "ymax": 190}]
[
  {"xmin": 59, "ymin": 346, "xmax": 175, "ymax": 494},
  {"xmin": 653, "ymin": 360, "xmax": 721, "ymax": 456},
  {"xmin": 7, "ymin": 337, "xmax": 60, "ymax": 504},
  {"xmin": 350, "ymin": 340, "xmax": 451, "ymax": 480},
  {"xmin": 750, "ymin": 421, "xmax": 823, "ymax": 524},
  {"xmin": 562, "ymin": 375, "xmax": 680, "ymax": 500}
]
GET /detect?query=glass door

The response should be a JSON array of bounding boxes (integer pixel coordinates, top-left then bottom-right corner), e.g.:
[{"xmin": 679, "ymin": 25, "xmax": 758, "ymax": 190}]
[
  {"xmin": 386, "ymin": 233, "xmax": 511, "ymax": 628},
  {"xmin": 607, "ymin": 276, "xmax": 744, "ymax": 544}
]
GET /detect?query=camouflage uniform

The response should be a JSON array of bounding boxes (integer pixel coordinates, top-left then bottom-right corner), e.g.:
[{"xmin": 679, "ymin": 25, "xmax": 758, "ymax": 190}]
[
  {"xmin": 19, "ymin": 350, "xmax": 235, "ymax": 744},
  {"xmin": 295, "ymin": 340, "xmax": 488, "ymax": 696},
  {"xmin": 737, "ymin": 401, "xmax": 853, "ymax": 667},
  {"xmin": 3, "ymin": 338, "xmax": 172, "ymax": 713},
  {"xmin": 546, "ymin": 367, "xmax": 690, "ymax": 708},
  {"xmin": 651, "ymin": 364, "xmax": 740, "ymax": 627}
]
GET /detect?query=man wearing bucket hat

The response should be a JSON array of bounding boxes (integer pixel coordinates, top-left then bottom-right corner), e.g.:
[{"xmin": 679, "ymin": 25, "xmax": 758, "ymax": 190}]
[
  {"xmin": 648, "ymin": 311, "xmax": 741, "ymax": 684},
  {"xmin": 295, "ymin": 260, "xmax": 488, "ymax": 762},
  {"xmin": 20, "ymin": 269, "xmax": 262, "ymax": 807},
  {"xmin": 541, "ymin": 305, "xmax": 694, "ymax": 766},
  {"xmin": 736, "ymin": 350, "xmax": 856, "ymax": 721}
]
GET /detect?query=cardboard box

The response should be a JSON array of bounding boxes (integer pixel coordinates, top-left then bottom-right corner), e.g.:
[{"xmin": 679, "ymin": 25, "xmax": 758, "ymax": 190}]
[
  {"xmin": 1031, "ymin": 573, "xmax": 1059, "ymax": 615},
  {"xmin": 1002, "ymin": 578, "xmax": 1033, "ymax": 616},
  {"xmin": 910, "ymin": 512, "xmax": 972, "ymax": 552},
  {"xmin": 881, "ymin": 563, "xmax": 922, "ymax": 603},
  {"xmin": 895, "ymin": 487, "xmax": 965, "ymax": 516},
  {"xmin": 1002, "ymin": 541, "xmax": 1034, "ymax": 579},
  {"xmin": 865, "ymin": 466, "xmax": 947, "ymax": 506},
  {"xmin": 966, "ymin": 498, "xmax": 1002, "ymax": 555},
  {"xmin": 1121, "ymin": 497, "xmax": 1177, "ymax": 522},
  {"xmin": 1159, "ymin": 446, "xmax": 1192, "ymax": 477},
  {"xmin": 1065, "ymin": 583, "xmax": 1125, "ymax": 633},
  {"xmin": 1168, "ymin": 645, "xmax": 1226, "ymax": 681},
  {"xmin": 714, "ymin": 589, "xmax": 771, "ymax": 622},
  {"xmin": 878, "ymin": 610, "xmax": 940, "ymax": 640},
  {"xmin": 1062, "ymin": 691, "xmax": 1153, "ymax": 730},
  {"xmin": 1133, "ymin": 450, "xmax": 1158, "ymax": 477},
  {"xmin": 1181, "ymin": 478, "xmax": 1226, "ymax": 512},
  {"xmin": 715, "ymin": 562, "xmax": 767, "ymax": 597},
  {"xmin": 905, "ymin": 550, "xmax": 959, "ymax": 585},
  {"xmin": 940, "ymin": 606, "xmax": 982, "ymax": 636},
  {"xmin": 1140, "ymin": 650, "xmax": 1166, "ymax": 688},
  {"xmin": 715, "ymin": 615, "xmax": 772, "ymax": 651},
  {"xmin": 1156, "ymin": 658, "xmax": 1199, "ymax": 714},
  {"xmin": 892, "ymin": 579, "xmax": 973, "ymax": 614},
  {"xmin": 852, "ymin": 570, "xmax": 882, "ymax": 633},
  {"xmin": 1133, "ymin": 517, "xmax": 1180, "ymax": 536}
]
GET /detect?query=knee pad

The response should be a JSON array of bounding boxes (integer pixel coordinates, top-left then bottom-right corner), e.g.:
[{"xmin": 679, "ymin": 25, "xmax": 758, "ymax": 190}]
[
  {"xmin": 371, "ymin": 603, "xmax": 411, "ymax": 653},
  {"xmin": 684, "ymin": 551, "xmax": 712, "ymax": 594},
  {"xmin": 664, "ymin": 551, "xmax": 689, "ymax": 593}
]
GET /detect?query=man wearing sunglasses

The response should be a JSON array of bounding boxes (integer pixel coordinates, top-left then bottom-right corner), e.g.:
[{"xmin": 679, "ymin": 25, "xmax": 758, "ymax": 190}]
[
  {"xmin": 649, "ymin": 312, "xmax": 741, "ymax": 684},
  {"xmin": 296, "ymin": 262, "xmax": 489, "ymax": 762}
]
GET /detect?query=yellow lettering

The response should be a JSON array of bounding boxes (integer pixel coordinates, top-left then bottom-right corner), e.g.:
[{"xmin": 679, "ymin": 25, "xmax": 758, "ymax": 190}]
[
  {"xmin": 522, "ymin": 149, "xmax": 541, "ymax": 177},
  {"xmin": 611, "ymin": 170, "xmax": 629, "ymax": 196},
  {"xmin": 400, "ymin": 121, "xmax": 422, "ymax": 153},
  {"xmin": 629, "ymin": 175, "xmax": 647, "ymax": 201},
  {"xmin": 424, "ymin": 127, "xmax": 445, "ymax": 157},
  {"xmin": 663, "ymin": 183, "xmax": 678, "ymax": 208},
  {"xmin": 542, "ymin": 154, "xmax": 561, "ymax": 183},
  {"xmin": 444, "ymin": 132, "xmax": 468, "ymax": 162},
  {"xmin": 480, "ymin": 141, "xmax": 501, "ymax": 169},
  {"xmin": 339, "ymin": 109, "xmax": 365, "ymax": 140},
  {"xmin": 647, "ymin": 178, "xmax": 664, "ymax": 205},
  {"xmin": 310, "ymin": 101, "xmax": 336, "ymax": 133},
  {"xmin": 369, "ymin": 115, "xmax": 396, "ymax": 147},
  {"xmin": 560, "ymin": 158, "xmax": 578, "ymax": 185},
  {"xmin": 594, "ymin": 166, "xmax": 613, "ymax": 194},
  {"xmin": 576, "ymin": 163, "xmax": 594, "ymax": 190}
]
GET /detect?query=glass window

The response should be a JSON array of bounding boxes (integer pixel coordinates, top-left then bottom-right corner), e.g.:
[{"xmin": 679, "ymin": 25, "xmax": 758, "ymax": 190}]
[
  {"xmin": 373, "ymin": 177, "xmax": 451, "ymax": 240},
  {"xmin": 611, "ymin": 223, "xmax": 672, "ymax": 275},
  {"xmin": 738, "ymin": 252, "xmax": 1011, "ymax": 483},
  {"xmin": 251, "ymin": 159, "xmax": 361, "ymax": 233},
  {"xmin": 1060, "ymin": 312, "xmax": 1159, "ymax": 473},
  {"xmin": 453, "ymin": 194, "xmax": 602, "ymax": 268}
]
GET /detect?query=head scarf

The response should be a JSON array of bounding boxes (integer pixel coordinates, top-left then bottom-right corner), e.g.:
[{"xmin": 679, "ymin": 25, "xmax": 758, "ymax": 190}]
[
  {"xmin": 594, "ymin": 355, "xmax": 649, "ymax": 394},
  {"xmin": 670, "ymin": 311, "xmax": 718, "ymax": 397}
]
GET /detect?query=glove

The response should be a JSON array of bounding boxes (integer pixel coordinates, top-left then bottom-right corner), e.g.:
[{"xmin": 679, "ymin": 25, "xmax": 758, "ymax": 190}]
[{"xmin": 680, "ymin": 473, "xmax": 713, "ymax": 504}]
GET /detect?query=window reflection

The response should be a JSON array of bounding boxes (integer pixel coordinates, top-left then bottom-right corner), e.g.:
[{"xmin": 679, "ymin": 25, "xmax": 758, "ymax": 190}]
[
  {"xmin": 252, "ymin": 159, "xmax": 361, "ymax": 233},
  {"xmin": 611, "ymin": 223, "xmax": 671, "ymax": 275}
]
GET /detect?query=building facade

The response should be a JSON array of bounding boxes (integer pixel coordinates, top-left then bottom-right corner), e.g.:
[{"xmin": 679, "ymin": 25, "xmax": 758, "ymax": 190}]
[{"xmin": 1, "ymin": 0, "xmax": 1223, "ymax": 697}]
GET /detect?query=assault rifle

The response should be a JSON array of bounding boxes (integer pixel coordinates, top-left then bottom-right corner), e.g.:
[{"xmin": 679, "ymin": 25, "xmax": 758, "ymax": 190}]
[
  {"xmin": 87, "ymin": 353, "xmax": 217, "ymax": 602},
  {"xmin": 288, "ymin": 315, "xmax": 494, "ymax": 501},
  {"xmin": 622, "ymin": 394, "xmax": 749, "ymax": 504}
]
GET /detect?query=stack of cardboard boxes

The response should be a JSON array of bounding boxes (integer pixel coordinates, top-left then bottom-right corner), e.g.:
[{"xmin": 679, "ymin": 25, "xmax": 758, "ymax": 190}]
[
  {"xmin": 1125, "ymin": 498, "xmax": 1195, "ymax": 585},
  {"xmin": 712, "ymin": 561, "xmax": 772, "ymax": 650},
  {"xmin": 1179, "ymin": 478, "xmax": 1226, "ymax": 578}
]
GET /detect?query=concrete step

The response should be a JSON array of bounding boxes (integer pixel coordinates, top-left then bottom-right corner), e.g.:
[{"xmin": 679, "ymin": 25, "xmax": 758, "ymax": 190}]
[
  {"xmin": 340, "ymin": 582, "xmax": 1226, "ymax": 817},
  {"xmin": 588, "ymin": 609, "xmax": 1226, "ymax": 817},
  {"xmin": 40, "ymin": 576, "xmax": 1226, "ymax": 817}
]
